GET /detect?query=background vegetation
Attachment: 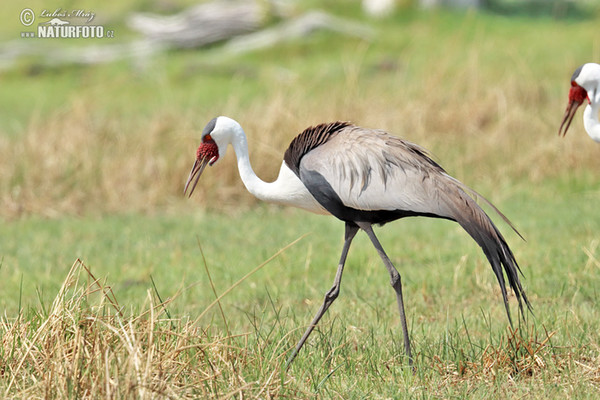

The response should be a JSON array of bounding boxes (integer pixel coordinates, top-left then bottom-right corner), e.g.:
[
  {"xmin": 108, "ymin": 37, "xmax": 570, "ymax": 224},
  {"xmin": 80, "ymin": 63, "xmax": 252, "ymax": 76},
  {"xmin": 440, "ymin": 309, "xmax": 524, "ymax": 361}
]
[{"xmin": 1, "ymin": 1, "xmax": 600, "ymax": 398}]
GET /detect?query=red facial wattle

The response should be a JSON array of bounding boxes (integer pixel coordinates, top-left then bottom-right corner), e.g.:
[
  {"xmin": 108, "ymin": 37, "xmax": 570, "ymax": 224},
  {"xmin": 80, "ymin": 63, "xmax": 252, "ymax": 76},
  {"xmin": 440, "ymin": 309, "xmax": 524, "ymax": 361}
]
[
  {"xmin": 197, "ymin": 141, "xmax": 219, "ymax": 166},
  {"xmin": 184, "ymin": 139, "xmax": 220, "ymax": 197},
  {"xmin": 568, "ymin": 83, "xmax": 588, "ymax": 104},
  {"xmin": 559, "ymin": 82, "xmax": 587, "ymax": 137}
]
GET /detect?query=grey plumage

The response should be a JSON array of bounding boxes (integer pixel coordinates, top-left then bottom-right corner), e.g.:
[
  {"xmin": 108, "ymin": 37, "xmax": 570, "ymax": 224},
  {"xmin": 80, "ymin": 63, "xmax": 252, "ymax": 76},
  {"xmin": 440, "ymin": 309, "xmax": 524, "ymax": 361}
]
[{"xmin": 571, "ymin": 64, "xmax": 584, "ymax": 82}]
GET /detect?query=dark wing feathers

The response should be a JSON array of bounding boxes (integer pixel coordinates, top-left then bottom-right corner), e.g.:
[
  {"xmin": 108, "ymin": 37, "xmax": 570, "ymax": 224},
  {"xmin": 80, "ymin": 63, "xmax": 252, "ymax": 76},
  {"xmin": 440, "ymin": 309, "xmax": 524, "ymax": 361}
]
[{"xmin": 284, "ymin": 121, "xmax": 351, "ymax": 176}]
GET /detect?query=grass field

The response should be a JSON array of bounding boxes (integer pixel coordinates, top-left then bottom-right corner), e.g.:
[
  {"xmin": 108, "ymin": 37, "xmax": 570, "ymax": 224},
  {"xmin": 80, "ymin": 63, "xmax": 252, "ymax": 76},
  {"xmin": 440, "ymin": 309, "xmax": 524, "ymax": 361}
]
[{"xmin": 2, "ymin": 1, "xmax": 600, "ymax": 398}]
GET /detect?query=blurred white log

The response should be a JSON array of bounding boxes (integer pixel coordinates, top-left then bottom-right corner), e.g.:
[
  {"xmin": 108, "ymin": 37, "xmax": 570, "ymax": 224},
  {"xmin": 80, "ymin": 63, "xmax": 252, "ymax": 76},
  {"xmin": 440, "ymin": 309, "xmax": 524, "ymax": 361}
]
[{"xmin": 127, "ymin": 0, "xmax": 266, "ymax": 48}]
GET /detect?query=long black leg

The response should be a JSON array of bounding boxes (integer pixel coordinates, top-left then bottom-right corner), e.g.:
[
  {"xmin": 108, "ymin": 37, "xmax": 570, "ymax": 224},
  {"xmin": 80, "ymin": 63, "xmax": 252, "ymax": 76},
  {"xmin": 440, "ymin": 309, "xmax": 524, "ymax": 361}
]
[
  {"xmin": 285, "ymin": 222, "xmax": 360, "ymax": 369},
  {"xmin": 356, "ymin": 222, "xmax": 413, "ymax": 366}
]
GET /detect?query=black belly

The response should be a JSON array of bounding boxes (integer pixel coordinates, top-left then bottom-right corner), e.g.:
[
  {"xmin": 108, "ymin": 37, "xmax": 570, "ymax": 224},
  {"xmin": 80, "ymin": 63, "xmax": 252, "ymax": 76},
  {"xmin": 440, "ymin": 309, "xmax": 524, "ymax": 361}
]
[{"xmin": 300, "ymin": 169, "xmax": 453, "ymax": 226}]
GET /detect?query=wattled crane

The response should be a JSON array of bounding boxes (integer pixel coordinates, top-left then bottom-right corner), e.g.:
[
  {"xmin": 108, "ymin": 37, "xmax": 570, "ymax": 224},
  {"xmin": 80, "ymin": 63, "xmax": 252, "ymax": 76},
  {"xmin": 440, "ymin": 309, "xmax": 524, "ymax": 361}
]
[{"xmin": 185, "ymin": 116, "xmax": 531, "ymax": 367}]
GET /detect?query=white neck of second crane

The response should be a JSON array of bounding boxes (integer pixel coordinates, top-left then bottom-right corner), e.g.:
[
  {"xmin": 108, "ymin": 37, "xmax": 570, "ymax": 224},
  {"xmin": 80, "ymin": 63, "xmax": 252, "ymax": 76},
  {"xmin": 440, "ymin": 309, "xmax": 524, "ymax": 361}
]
[{"xmin": 583, "ymin": 102, "xmax": 600, "ymax": 143}]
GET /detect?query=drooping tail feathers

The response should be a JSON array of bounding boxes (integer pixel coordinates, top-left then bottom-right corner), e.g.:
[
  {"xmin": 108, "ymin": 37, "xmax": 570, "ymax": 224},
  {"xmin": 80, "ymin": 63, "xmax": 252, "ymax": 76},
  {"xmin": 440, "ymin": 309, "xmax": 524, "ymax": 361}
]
[{"xmin": 444, "ymin": 181, "xmax": 532, "ymax": 325}]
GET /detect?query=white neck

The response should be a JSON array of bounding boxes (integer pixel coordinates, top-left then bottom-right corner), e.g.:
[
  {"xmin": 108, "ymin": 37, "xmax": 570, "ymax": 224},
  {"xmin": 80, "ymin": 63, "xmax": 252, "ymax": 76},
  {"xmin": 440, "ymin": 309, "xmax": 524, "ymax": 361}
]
[
  {"xmin": 227, "ymin": 127, "xmax": 327, "ymax": 214},
  {"xmin": 583, "ymin": 102, "xmax": 600, "ymax": 143},
  {"xmin": 230, "ymin": 132, "xmax": 273, "ymax": 200}
]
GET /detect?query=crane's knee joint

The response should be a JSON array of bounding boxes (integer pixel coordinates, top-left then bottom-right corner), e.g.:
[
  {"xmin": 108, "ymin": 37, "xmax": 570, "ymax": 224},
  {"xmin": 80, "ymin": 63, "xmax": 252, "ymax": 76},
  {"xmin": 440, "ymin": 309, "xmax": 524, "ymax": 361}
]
[
  {"xmin": 389, "ymin": 273, "xmax": 402, "ymax": 289},
  {"xmin": 325, "ymin": 287, "xmax": 340, "ymax": 301}
]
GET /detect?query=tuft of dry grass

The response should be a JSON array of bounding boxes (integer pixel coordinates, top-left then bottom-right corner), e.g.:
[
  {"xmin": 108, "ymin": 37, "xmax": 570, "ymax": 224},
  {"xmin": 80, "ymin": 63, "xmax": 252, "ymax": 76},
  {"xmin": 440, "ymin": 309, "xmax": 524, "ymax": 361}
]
[
  {"xmin": 0, "ymin": 259, "xmax": 302, "ymax": 399},
  {"xmin": 424, "ymin": 327, "xmax": 600, "ymax": 397},
  {"xmin": 433, "ymin": 327, "xmax": 558, "ymax": 381}
]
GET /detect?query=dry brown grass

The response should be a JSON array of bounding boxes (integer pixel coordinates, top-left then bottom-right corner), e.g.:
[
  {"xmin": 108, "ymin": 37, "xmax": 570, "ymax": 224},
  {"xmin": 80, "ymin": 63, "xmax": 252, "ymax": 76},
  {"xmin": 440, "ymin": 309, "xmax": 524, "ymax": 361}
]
[
  {"xmin": 0, "ymin": 100, "xmax": 190, "ymax": 217},
  {"xmin": 2, "ymin": 60, "xmax": 598, "ymax": 220},
  {"xmin": 0, "ymin": 259, "xmax": 302, "ymax": 399},
  {"xmin": 431, "ymin": 327, "xmax": 600, "ymax": 388}
]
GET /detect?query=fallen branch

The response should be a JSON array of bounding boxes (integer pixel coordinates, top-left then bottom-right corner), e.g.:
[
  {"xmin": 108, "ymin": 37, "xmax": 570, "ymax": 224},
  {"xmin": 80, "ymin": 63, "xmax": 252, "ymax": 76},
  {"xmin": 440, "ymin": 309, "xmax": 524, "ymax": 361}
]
[{"xmin": 127, "ymin": 0, "xmax": 267, "ymax": 48}]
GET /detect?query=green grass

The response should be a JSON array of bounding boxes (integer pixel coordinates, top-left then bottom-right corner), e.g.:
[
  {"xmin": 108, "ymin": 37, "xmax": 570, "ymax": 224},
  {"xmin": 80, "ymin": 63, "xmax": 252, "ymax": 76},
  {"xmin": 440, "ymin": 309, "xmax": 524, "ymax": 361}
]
[
  {"xmin": 2, "ymin": 2, "xmax": 600, "ymax": 398},
  {"xmin": 2, "ymin": 176, "xmax": 599, "ymax": 320}
]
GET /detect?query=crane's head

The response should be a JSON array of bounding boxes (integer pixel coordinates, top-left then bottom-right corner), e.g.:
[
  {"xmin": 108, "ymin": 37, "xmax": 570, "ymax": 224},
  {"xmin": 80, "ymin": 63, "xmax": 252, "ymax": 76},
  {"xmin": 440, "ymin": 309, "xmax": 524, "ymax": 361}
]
[
  {"xmin": 559, "ymin": 63, "xmax": 600, "ymax": 137},
  {"xmin": 184, "ymin": 116, "xmax": 241, "ymax": 197}
]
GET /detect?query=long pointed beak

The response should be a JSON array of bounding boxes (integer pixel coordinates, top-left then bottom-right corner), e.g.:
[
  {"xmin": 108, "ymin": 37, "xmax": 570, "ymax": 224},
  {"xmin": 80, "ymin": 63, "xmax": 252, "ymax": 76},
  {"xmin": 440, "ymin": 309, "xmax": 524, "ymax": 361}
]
[
  {"xmin": 558, "ymin": 99, "xmax": 583, "ymax": 137},
  {"xmin": 184, "ymin": 157, "xmax": 209, "ymax": 197}
]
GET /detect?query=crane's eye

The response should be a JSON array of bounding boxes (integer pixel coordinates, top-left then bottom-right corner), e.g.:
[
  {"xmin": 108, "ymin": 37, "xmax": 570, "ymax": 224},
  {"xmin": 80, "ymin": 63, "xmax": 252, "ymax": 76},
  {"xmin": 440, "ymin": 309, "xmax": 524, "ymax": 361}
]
[{"xmin": 203, "ymin": 134, "xmax": 212, "ymax": 142}]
